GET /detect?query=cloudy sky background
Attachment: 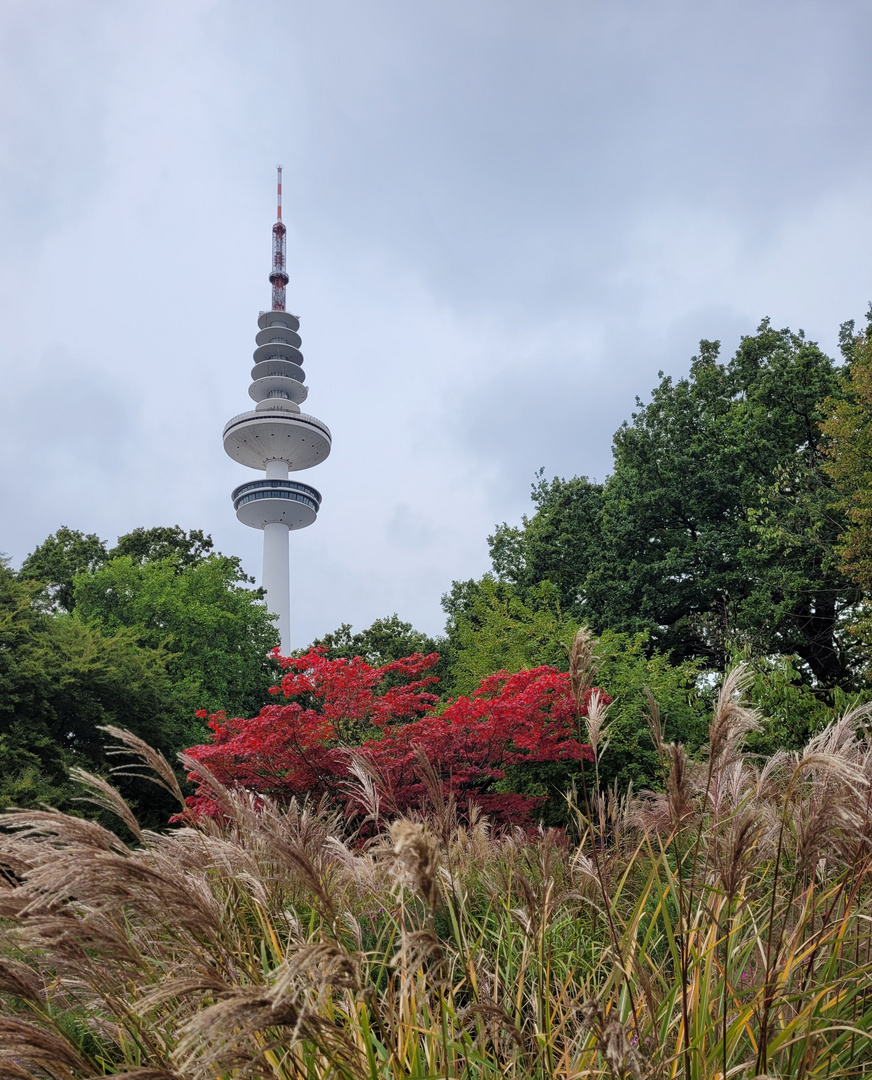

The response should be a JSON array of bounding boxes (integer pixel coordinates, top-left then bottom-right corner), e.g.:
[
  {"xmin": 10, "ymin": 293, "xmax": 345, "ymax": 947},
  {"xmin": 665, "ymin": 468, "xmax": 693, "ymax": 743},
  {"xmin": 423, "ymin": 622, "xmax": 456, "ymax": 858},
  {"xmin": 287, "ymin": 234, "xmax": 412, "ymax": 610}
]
[{"xmin": 2, "ymin": 0, "xmax": 871, "ymax": 644}]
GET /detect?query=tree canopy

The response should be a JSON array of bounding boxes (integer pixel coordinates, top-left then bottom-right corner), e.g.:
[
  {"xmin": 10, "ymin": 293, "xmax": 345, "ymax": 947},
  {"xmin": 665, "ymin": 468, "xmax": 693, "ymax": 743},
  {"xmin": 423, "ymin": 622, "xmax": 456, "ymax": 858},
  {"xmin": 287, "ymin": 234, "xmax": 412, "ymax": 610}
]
[
  {"xmin": 309, "ymin": 614, "xmax": 439, "ymax": 667},
  {"xmin": 487, "ymin": 320, "xmax": 859, "ymax": 686},
  {"xmin": 18, "ymin": 526, "xmax": 108, "ymax": 612},
  {"xmin": 73, "ymin": 549, "xmax": 277, "ymax": 719},
  {"xmin": 2, "ymin": 528, "xmax": 278, "ymax": 823}
]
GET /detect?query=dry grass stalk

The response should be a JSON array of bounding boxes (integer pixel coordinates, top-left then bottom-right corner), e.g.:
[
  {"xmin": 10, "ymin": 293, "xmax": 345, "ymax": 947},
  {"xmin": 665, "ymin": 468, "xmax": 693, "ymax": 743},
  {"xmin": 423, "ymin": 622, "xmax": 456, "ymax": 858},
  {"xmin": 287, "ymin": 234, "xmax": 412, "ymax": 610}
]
[
  {"xmin": 586, "ymin": 688, "xmax": 612, "ymax": 762},
  {"xmin": 387, "ymin": 819, "xmax": 440, "ymax": 911},
  {"xmin": 100, "ymin": 724, "xmax": 187, "ymax": 807},
  {"xmin": 569, "ymin": 625, "xmax": 600, "ymax": 711},
  {"xmin": 581, "ymin": 999, "xmax": 646, "ymax": 1080}
]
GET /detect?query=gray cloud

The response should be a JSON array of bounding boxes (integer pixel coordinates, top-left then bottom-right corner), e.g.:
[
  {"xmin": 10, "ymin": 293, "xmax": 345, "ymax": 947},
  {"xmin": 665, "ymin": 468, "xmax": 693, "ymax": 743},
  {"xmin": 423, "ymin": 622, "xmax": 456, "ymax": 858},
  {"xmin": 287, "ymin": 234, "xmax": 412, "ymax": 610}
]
[{"xmin": 1, "ymin": 0, "xmax": 871, "ymax": 642}]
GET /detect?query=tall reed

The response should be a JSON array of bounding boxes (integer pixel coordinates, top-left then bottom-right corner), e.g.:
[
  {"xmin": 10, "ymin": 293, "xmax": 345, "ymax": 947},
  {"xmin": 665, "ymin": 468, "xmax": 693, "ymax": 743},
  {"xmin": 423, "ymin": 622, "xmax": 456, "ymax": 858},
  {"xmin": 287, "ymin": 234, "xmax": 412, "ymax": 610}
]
[{"xmin": 0, "ymin": 681, "xmax": 870, "ymax": 1079}]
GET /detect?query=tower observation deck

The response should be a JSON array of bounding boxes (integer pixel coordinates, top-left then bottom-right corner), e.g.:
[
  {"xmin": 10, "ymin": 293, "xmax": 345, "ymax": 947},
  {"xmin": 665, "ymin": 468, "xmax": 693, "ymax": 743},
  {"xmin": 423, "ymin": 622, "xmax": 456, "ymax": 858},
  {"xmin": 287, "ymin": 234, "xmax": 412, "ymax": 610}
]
[{"xmin": 223, "ymin": 167, "xmax": 331, "ymax": 651}]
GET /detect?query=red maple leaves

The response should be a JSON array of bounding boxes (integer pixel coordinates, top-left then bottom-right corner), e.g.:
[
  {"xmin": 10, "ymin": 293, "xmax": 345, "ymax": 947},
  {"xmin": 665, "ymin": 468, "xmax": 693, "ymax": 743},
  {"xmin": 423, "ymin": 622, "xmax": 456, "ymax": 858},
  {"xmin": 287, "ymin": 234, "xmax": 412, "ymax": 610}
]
[{"xmin": 180, "ymin": 648, "xmax": 601, "ymax": 827}]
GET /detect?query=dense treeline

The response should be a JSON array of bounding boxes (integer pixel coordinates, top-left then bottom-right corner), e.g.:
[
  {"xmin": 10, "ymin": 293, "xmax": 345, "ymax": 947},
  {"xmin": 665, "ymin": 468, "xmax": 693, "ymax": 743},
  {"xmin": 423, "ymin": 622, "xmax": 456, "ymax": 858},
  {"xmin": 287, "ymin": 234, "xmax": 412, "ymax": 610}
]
[
  {"xmin": 0, "ymin": 526, "xmax": 278, "ymax": 823},
  {"xmin": 4, "ymin": 314, "xmax": 872, "ymax": 823}
]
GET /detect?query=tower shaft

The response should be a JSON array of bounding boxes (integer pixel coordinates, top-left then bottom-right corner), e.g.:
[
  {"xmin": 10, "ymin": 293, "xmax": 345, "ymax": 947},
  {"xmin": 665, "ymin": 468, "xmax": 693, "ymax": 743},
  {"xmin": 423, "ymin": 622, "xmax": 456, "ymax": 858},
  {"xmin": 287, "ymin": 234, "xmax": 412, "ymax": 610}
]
[{"xmin": 263, "ymin": 521, "xmax": 291, "ymax": 650}]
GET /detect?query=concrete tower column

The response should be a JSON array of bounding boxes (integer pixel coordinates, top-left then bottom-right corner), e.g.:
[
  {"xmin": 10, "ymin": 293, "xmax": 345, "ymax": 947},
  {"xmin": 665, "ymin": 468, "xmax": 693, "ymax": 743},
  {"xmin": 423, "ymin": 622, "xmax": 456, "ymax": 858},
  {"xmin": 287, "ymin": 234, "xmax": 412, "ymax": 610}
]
[
  {"xmin": 265, "ymin": 460, "xmax": 289, "ymax": 481},
  {"xmin": 263, "ymin": 521, "xmax": 291, "ymax": 653},
  {"xmin": 263, "ymin": 459, "xmax": 292, "ymax": 651}
]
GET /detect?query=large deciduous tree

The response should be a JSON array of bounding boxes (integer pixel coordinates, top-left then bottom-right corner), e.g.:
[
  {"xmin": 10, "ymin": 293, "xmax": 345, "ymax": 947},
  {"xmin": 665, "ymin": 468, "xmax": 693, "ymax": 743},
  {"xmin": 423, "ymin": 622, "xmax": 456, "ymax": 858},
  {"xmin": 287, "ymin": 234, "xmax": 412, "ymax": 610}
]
[
  {"xmin": 818, "ymin": 313, "xmax": 872, "ymax": 673},
  {"xmin": 309, "ymin": 614, "xmax": 440, "ymax": 668},
  {"xmin": 109, "ymin": 525, "xmax": 215, "ymax": 568},
  {"xmin": 489, "ymin": 473, "xmax": 604, "ymax": 612},
  {"xmin": 487, "ymin": 320, "xmax": 858, "ymax": 685}
]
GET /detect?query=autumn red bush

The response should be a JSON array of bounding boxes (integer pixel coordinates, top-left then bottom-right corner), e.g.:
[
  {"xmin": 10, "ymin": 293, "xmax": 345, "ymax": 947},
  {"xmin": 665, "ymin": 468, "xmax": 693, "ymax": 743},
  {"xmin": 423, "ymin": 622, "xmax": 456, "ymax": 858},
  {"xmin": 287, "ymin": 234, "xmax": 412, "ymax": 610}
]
[{"xmin": 180, "ymin": 647, "xmax": 600, "ymax": 826}]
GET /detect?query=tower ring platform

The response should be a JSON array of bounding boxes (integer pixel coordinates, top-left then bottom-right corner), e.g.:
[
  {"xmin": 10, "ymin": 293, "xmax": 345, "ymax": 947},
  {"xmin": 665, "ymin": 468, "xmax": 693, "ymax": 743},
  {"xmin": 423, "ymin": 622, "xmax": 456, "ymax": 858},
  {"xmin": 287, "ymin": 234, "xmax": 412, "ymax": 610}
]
[
  {"xmin": 255, "ymin": 325, "xmax": 302, "ymax": 349},
  {"xmin": 250, "ymin": 358, "xmax": 305, "ymax": 382},
  {"xmin": 248, "ymin": 374, "xmax": 309, "ymax": 404},
  {"xmin": 258, "ymin": 310, "xmax": 300, "ymax": 333},
  {"xmin": 232, "ymin": 477, "xmax": 322, "ymax": 529},
  {"xmin": 223, "ymin": 410, "xmax": 332, "ymax": 470},
  {"xmin": 253, "ymin": 341, "xmax": 304, "ymax": 366}
]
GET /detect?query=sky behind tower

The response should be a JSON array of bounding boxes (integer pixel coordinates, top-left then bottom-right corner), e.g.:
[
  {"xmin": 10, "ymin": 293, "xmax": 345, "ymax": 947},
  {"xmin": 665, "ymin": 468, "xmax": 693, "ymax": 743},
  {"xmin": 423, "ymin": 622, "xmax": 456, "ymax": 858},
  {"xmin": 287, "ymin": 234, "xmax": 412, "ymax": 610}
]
[{"xmin": 1, "ymin": 0, "xmax": 871, "ymax": 644}]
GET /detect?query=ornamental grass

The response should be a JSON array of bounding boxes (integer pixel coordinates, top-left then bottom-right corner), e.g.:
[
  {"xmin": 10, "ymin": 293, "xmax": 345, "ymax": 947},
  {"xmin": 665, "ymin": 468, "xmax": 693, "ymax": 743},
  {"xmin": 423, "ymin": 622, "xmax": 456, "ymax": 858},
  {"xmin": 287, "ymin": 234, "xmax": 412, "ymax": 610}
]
[{"xmin": 1, "ymin": 665, "xmax": 872, "ymax": 1079}]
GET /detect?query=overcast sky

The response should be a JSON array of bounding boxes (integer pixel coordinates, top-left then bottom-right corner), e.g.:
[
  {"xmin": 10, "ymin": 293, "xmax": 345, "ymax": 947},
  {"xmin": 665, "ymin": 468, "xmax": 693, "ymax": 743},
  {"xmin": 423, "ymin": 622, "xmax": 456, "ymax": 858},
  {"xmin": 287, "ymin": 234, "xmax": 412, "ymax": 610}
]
[{"xmin": 2, "ymin": 0, "xmax": 871, "ymax": 645}]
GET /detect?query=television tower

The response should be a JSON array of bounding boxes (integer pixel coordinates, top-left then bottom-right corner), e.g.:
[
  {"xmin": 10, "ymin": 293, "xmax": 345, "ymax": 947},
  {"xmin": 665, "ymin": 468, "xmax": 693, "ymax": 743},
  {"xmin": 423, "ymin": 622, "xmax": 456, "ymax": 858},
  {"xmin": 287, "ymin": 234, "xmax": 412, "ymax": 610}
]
[{"xmin": 223, "ymin": 167, "xmax": 331, "ymax": 652}]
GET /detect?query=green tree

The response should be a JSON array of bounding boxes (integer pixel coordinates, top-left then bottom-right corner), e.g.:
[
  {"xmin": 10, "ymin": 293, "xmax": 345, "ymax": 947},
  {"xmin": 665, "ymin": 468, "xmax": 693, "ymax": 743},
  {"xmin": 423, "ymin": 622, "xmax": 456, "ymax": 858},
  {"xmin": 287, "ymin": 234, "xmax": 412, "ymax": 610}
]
[
  {"xmin": 817, "ymin": 312, "xmax": 872, "ymax": 675},
  {"xmin": 19, "ymin": 526, "xmax": 108, "ymax": 611},
  {"xmin": 73, "ymin": 552, "xmax": 278, "ymax": 719},
  {"xmin": 5, "ymin": 528, "xmax": 280, "ymax": 823},
  {"xmin": 489, "ymin": 473, "xmax": 604, "ymax": 609},
  {"xmin": 442, "ymin": 576, "xmax": 578, "ymax": 697},
  {"xmin": 488, "ymin": 321, "xmax": 856, "ymax": 686},
  {"xmin": 743, "ymin": 449, "xmax": 861, "ymax": 685},
  {"xmin": 310, "ymin": 614, "xmax": 438, "ymax": 665},
  {"xmin": 589, "ymin": 323, "xmax": 850, "ymax": 680},
  {"xmin": 0, "ymin": 560, "xmax": 182, "ymax": 821},
  {"xmin": 109, "ymin": 525, "xmax": 214, "ymax": 568},
  {"xmin": 589, "ymin": 630, "xmax": 706, "ymax": 792},
  {"xmin": 308, "ymin": 614, "xmax": 444, "ymax": 693},
  {"xmin": 19, "ymin": 525, "xmax": 216, "ymax": 613},
  {"xmin": 729, "ymin": 646, "xmax": 862, "ymax": 757},
  {"xmin": 0, "ymin": 563, "xmax": 62, "ymax": 806}
]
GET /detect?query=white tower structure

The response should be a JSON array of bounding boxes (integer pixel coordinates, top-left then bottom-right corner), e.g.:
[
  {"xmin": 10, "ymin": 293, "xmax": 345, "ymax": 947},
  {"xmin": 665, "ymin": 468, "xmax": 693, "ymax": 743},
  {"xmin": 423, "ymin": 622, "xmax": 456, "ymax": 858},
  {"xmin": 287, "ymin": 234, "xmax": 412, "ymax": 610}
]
[{"xmin": 223, "ymin": 167, "xmax": 331, "ymax": 652}]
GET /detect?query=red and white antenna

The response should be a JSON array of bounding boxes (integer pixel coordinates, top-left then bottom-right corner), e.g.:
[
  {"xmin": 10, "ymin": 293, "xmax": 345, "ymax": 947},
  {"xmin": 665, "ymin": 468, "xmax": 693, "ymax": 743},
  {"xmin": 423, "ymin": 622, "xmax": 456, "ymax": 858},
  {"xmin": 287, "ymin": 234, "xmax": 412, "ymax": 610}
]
[{"xmin": 269, "ymin": 164, "xmax": 288, "ymax": 310}]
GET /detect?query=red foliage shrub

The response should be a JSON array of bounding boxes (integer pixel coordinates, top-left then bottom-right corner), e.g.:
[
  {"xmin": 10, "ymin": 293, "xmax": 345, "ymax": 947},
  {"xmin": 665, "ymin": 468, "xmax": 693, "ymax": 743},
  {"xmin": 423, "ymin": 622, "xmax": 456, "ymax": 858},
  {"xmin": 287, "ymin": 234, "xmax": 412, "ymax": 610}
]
[
  {"xmin": 180, "ymin": 648, "xmax": 602, "ymax": 827},
  {"xmin": 362, "ymin": 667, "xmax": 597, "ymax": 821}
]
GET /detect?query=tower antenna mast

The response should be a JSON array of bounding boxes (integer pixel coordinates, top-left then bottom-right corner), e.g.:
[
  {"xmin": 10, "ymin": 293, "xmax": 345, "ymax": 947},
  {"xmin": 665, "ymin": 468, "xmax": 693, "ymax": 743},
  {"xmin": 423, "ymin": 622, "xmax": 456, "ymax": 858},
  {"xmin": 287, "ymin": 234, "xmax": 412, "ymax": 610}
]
[{"xmin": 270, "ymin": 165, "xmax": 289, "ymax": 311}]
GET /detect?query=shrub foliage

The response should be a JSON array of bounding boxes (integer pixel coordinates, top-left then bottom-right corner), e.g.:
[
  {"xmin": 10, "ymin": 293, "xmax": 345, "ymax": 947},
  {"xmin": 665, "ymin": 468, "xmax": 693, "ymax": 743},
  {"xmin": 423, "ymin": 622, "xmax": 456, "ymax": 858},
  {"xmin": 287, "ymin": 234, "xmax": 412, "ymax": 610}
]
[{"xmin": 182, "ymin": 647, "xmax": 599, "ymax": 826}]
